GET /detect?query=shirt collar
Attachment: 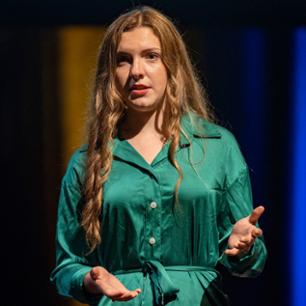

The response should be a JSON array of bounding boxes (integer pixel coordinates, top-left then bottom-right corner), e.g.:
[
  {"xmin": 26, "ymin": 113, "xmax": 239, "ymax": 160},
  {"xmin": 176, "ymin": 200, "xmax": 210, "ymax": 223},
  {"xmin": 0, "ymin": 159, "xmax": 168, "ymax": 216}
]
[
  {"xmin": 179, "ymin": 112, "xmax": 222, "ymax": 148},
  {"xmin": 111, "ymin": 112, "xmax": 221, "ymax": 167}
]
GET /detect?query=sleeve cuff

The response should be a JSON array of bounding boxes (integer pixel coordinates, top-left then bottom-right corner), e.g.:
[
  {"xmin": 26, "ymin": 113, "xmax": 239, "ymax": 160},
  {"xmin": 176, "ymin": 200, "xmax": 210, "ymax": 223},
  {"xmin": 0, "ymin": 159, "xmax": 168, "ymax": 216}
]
[
  {"xmin": 219, "ymin": 238, "xmax": 267, "ymax": 278},
  {"xmin": 70, "ymin": 266, "xmax": 103, "ymax": 305}
]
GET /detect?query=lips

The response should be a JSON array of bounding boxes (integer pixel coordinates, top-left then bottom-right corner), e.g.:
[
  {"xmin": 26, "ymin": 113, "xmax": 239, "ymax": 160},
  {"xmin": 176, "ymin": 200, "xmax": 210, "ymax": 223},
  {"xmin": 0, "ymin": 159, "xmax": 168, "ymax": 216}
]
[
  {"xmin": 130, "ymin": 84, "xmax": 150, "ymax": 90},
  {"xmin": 130, "ymin": 84, "xmax": 150, "ymax": 97}
]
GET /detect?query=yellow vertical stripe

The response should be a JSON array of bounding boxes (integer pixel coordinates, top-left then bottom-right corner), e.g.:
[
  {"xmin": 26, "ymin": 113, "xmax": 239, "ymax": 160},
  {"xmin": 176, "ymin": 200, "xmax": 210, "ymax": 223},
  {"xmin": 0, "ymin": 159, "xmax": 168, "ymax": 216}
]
[
  {"xmin": 57, "ymin": 26, "xmax": 105, "ymax": 169},
  {"xmin": 57, "ymin": 26, "xmax": 105, "ymax": 306}
]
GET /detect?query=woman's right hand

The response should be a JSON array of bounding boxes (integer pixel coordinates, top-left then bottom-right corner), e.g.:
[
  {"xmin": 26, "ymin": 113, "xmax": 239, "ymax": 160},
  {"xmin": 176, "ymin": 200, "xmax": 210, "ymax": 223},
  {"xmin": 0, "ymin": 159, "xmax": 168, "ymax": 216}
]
[{"xmin": 83, "ymin": 266, "xmax": 141, "ymax": 301}]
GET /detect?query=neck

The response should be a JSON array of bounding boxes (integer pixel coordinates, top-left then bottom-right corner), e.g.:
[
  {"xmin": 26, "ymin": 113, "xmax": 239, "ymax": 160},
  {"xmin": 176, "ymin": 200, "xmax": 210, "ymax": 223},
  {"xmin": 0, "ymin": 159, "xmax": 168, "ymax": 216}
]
[{"xmin": 119, "ymin": 107, "xmax": 166, "ymax": 139}]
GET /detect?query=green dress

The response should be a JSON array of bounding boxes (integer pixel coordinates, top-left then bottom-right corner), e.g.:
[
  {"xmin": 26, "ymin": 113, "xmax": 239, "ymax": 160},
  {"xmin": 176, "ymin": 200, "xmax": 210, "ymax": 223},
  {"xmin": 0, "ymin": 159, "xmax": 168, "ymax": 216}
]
[{"xmin": 50, "ymin": 112, "xmax": 267, "ymax": 306}]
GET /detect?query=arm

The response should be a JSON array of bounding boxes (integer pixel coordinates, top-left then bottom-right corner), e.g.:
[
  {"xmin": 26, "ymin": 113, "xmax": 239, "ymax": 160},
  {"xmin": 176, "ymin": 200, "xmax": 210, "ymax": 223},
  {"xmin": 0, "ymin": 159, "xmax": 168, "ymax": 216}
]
[
  {"xmin": 50, "ymin": 149, "xmax": 141, "ymax": 303},
  {"xmin": 49, "ymin": 151, "xmax": 103, "ymax": 304},
  {"xmin": 217, "ymin": 134, "xmax": 267, "ymax": 277}
]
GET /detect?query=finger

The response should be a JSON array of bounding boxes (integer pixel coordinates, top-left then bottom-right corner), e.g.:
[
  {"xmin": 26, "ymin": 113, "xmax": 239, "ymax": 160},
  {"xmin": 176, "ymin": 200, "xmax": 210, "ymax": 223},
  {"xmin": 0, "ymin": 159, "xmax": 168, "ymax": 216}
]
[
  {"xmin": 224, "ymin": 248, "xmax": 240, "ymax": 256},
  {"xmin": 225, "ymin": 245, "xmax": 252, "ymax": 257},
  {"xmin": 240, "ymin": 235, "xmax": 257, "ymax": 245},
  {"xmin": 240, "ymin": 236, "xmax": 252, "ymax": 244},
  {"xmin": 110, "ymin": 292, "xmax": 128, "ymax": 301},
  {"xmin": 123, "ymin": 289, "xmax": 141, "ymax": 298},
  {"xmin": 107, "ymin": 288, "xmax": 131, "ymax": 299},
  {"xmin": 251, "ymin": 227, "xmax": 263, "ymax": 238},
  {"xmin": 242, "ymin": 237, "xmax": 255, "ymax": 248},
  {"xmin": 90, "ymin": 267, "xmax": 101, "ymax": 280},
  {"xmin": 234, "ymin": 240, "xmax": 250, "ymax": 249},
  {"xmin": 111, "ymin": 288, "xmax": 141, "ymax": 299},
  {"xmin": 249, "ymin": 206, "xmax": 265, "ymax": 225},
  {"xmin": 113, "ymin": 289, "xmax": 141, "ymax": 301}
]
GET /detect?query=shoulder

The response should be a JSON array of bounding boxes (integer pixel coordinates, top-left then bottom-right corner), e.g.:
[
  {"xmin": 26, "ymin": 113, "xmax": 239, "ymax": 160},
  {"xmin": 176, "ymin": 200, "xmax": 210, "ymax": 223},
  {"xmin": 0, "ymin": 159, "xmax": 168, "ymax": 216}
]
[
  {"xmin": 187, "ymin": 113, "xmax": 249, "ymax": 180},
  {"xmin": 184, "ymin": 112, "xmax": 247, "ymax": 166},
  {"xmin": 62, "ymin": 145, "xmax": 88, "ymax": 187},
  {"xmin": 182, "ymin": 112, "xmax": 240, "ymax": 148}
]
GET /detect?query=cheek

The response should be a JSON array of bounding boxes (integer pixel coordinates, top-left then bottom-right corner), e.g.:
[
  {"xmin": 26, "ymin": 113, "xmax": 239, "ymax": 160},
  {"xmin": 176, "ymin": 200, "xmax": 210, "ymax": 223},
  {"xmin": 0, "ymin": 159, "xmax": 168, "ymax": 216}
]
[
  {"xmin": 159, "ymin": 68, "xmax": 168, "ymax": 90},
  {"xmin": 115, "ymin": 68, "xmax": 129, "ymax": 88},
  {"xmin": 150, "ymin": 66, "xmax": 168, "ymax": 89}
]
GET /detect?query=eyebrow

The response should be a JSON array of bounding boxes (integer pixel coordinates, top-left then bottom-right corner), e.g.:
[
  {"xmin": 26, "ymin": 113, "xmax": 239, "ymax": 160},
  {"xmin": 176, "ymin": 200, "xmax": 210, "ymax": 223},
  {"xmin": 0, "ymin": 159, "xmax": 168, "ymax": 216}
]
[{"xmin": 116, "ymin": 48, "xmax": 161, "ymax": 54}]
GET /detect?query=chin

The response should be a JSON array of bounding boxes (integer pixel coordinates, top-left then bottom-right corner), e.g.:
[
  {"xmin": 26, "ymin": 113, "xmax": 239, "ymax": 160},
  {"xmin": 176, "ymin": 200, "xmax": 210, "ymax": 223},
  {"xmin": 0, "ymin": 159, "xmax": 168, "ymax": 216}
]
[
  {"xmin": 128, "ymin": 105, "xmax": 157, "ymax": 113},
  {"xmin": 127, "ymin": 100, "xmax": 160, "ymax": 112}
]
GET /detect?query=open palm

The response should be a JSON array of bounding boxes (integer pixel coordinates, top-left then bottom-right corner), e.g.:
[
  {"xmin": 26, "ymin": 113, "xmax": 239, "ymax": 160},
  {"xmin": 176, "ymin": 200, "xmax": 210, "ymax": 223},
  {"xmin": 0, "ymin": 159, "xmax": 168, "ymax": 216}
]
[
  {"xmin": 225, "ymin": 206, "xmax": 265, "ymax": 256},
  {"xmin": 84, "ymin": 266, "xmax": 141, "ymax": 301}
]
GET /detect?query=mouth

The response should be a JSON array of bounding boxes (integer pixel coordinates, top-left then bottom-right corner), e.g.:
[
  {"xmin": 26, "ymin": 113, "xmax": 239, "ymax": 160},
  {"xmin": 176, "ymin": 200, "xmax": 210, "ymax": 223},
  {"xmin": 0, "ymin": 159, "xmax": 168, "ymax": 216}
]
[{"xmin": 129, "ymin": 84, "xmax": 150, "ymax": 97}]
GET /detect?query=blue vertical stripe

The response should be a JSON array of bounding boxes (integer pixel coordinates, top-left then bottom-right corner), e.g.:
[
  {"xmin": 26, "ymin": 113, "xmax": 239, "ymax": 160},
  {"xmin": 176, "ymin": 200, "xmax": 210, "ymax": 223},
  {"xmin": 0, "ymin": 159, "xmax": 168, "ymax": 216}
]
[
  {"xmin": 291, "ymin": 28, "xmax": 306, "ymax": 306},
  {"xmin": 240, "ymin": 29, "xmax": 265, "ymax": 196}
]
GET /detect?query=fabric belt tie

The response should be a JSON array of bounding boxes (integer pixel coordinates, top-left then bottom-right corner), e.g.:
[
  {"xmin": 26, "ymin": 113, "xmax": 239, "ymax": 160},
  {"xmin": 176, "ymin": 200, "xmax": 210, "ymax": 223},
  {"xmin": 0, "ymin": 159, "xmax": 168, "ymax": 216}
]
[
  {"xmin": 142, "ymin": 260, "xmax": 179, "ymax": 306},
  {"xmin": 113, "ymin": 260, "xmax": 218, "ymax": 306}
]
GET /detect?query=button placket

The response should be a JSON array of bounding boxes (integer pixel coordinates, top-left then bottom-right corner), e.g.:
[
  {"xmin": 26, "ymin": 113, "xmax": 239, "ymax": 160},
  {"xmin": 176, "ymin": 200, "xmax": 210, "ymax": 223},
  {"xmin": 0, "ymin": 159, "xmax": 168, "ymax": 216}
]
[
  {"xmin": 143, "ymin": 171, "xmax": 162, "ymax": 259},
  {"xmin": 148, "ymin": 202, "xmax": 157, "ymax": 247}
]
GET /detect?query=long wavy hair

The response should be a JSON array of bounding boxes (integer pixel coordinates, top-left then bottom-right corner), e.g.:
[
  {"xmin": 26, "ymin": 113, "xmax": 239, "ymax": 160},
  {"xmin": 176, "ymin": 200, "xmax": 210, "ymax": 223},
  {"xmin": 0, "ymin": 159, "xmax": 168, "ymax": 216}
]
[{"xmin": 81, "ymin": 6, "xmax": 215, "ymax": 252}]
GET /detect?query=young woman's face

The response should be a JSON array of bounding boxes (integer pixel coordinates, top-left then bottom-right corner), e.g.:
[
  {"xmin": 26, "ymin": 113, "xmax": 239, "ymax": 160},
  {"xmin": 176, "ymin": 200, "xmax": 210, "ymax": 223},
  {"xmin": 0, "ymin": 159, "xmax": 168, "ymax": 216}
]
[{"xmin": 115, "ymin": 26, "xmax": 168, "ymax": 113}]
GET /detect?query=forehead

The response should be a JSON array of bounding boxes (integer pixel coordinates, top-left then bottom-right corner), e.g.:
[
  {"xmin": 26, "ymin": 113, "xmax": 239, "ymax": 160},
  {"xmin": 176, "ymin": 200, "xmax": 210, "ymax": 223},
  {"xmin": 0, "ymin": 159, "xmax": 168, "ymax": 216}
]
[{"xmin": 117, "ymin": 26, "xmax": 161, "ymax": 52}]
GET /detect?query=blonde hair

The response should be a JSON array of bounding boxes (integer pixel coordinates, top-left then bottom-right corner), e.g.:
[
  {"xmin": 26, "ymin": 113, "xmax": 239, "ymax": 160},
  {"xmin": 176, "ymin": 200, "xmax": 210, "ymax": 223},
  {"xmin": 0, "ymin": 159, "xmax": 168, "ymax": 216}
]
[{"xmin": 81, "ymin": 6, "xmax": 215, "ymax": 252}]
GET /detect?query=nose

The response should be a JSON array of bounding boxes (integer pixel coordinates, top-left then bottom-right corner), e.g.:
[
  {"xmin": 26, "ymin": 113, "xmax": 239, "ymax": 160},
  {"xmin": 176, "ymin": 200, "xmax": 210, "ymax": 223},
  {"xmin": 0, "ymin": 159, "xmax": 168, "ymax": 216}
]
[{"xmin": 130, "ymin": 57, "xmax": 144, "ymax": 80}]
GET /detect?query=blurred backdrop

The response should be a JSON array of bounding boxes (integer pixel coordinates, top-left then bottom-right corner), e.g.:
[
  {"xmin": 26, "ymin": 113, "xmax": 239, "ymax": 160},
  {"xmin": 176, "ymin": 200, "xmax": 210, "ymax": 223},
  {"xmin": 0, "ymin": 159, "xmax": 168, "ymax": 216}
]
[{"xmin": 1, "ymin": 1, "xmax": 306, "ymax": 306}]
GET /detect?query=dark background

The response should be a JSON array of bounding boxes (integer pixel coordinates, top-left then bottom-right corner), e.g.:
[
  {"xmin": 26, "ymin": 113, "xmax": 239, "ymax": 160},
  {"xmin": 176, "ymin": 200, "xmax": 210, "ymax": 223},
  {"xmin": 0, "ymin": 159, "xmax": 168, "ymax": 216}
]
[{"xmin": 1, "ymin": 1, "xmax": 305, "ymax": 305}]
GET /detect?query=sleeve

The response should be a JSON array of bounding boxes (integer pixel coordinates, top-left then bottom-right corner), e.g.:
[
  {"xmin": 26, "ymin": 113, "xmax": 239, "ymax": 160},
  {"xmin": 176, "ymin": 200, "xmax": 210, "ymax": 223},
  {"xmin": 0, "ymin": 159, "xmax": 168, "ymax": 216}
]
[
  {"xmin": 217, "ymin": 132, "xmax": 267, "ymax": 277},
  {"xmin": 49, "ymin": 149, "xmax": 103, "ymax": 304}
]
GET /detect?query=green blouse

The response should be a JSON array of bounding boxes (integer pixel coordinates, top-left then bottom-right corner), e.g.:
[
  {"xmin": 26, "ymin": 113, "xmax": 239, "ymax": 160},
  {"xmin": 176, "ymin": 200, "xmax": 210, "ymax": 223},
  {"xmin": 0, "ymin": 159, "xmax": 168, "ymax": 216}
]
[{"xmin": 50, "ymin": 113, "xmax": 267, "ymax": 306}]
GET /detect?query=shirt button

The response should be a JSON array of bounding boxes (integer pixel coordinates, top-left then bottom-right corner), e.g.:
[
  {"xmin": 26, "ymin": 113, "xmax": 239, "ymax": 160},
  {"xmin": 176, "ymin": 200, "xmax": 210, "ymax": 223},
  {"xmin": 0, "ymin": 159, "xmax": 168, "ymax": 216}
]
[
  {"xmin": 149, "ymin": 237, "xmax": 156, "ymax": 245},
  {"xmin": 150, "ymin": 201, "xmax": 157, "ymax": 209}
]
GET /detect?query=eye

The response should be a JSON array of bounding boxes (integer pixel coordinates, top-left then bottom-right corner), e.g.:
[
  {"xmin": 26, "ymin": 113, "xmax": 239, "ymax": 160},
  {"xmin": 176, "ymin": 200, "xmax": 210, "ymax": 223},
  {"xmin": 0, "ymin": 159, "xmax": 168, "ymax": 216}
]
[
  {"xmin": 116, "ymin": 53, "xmax": 131, "ymax": 66},
  {"xmin": 146, "ymin": 52, "xmax": 160, "ymax": 61}
]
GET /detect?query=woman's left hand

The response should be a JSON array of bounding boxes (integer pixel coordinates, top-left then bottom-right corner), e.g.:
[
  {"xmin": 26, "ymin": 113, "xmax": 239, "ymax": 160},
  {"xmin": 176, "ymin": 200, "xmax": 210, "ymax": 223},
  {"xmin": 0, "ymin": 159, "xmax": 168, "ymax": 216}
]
[{"xmin": 225, "ymin": 205, "xmax": 265, "ymax": 257}]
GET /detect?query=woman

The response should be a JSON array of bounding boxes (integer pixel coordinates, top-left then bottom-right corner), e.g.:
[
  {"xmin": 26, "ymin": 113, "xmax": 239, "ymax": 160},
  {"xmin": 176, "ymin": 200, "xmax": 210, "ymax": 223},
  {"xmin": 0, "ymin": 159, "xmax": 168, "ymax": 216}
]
[{"xmin": 50, "ymin": 6, "xmax": 267, "ymax": 306}]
